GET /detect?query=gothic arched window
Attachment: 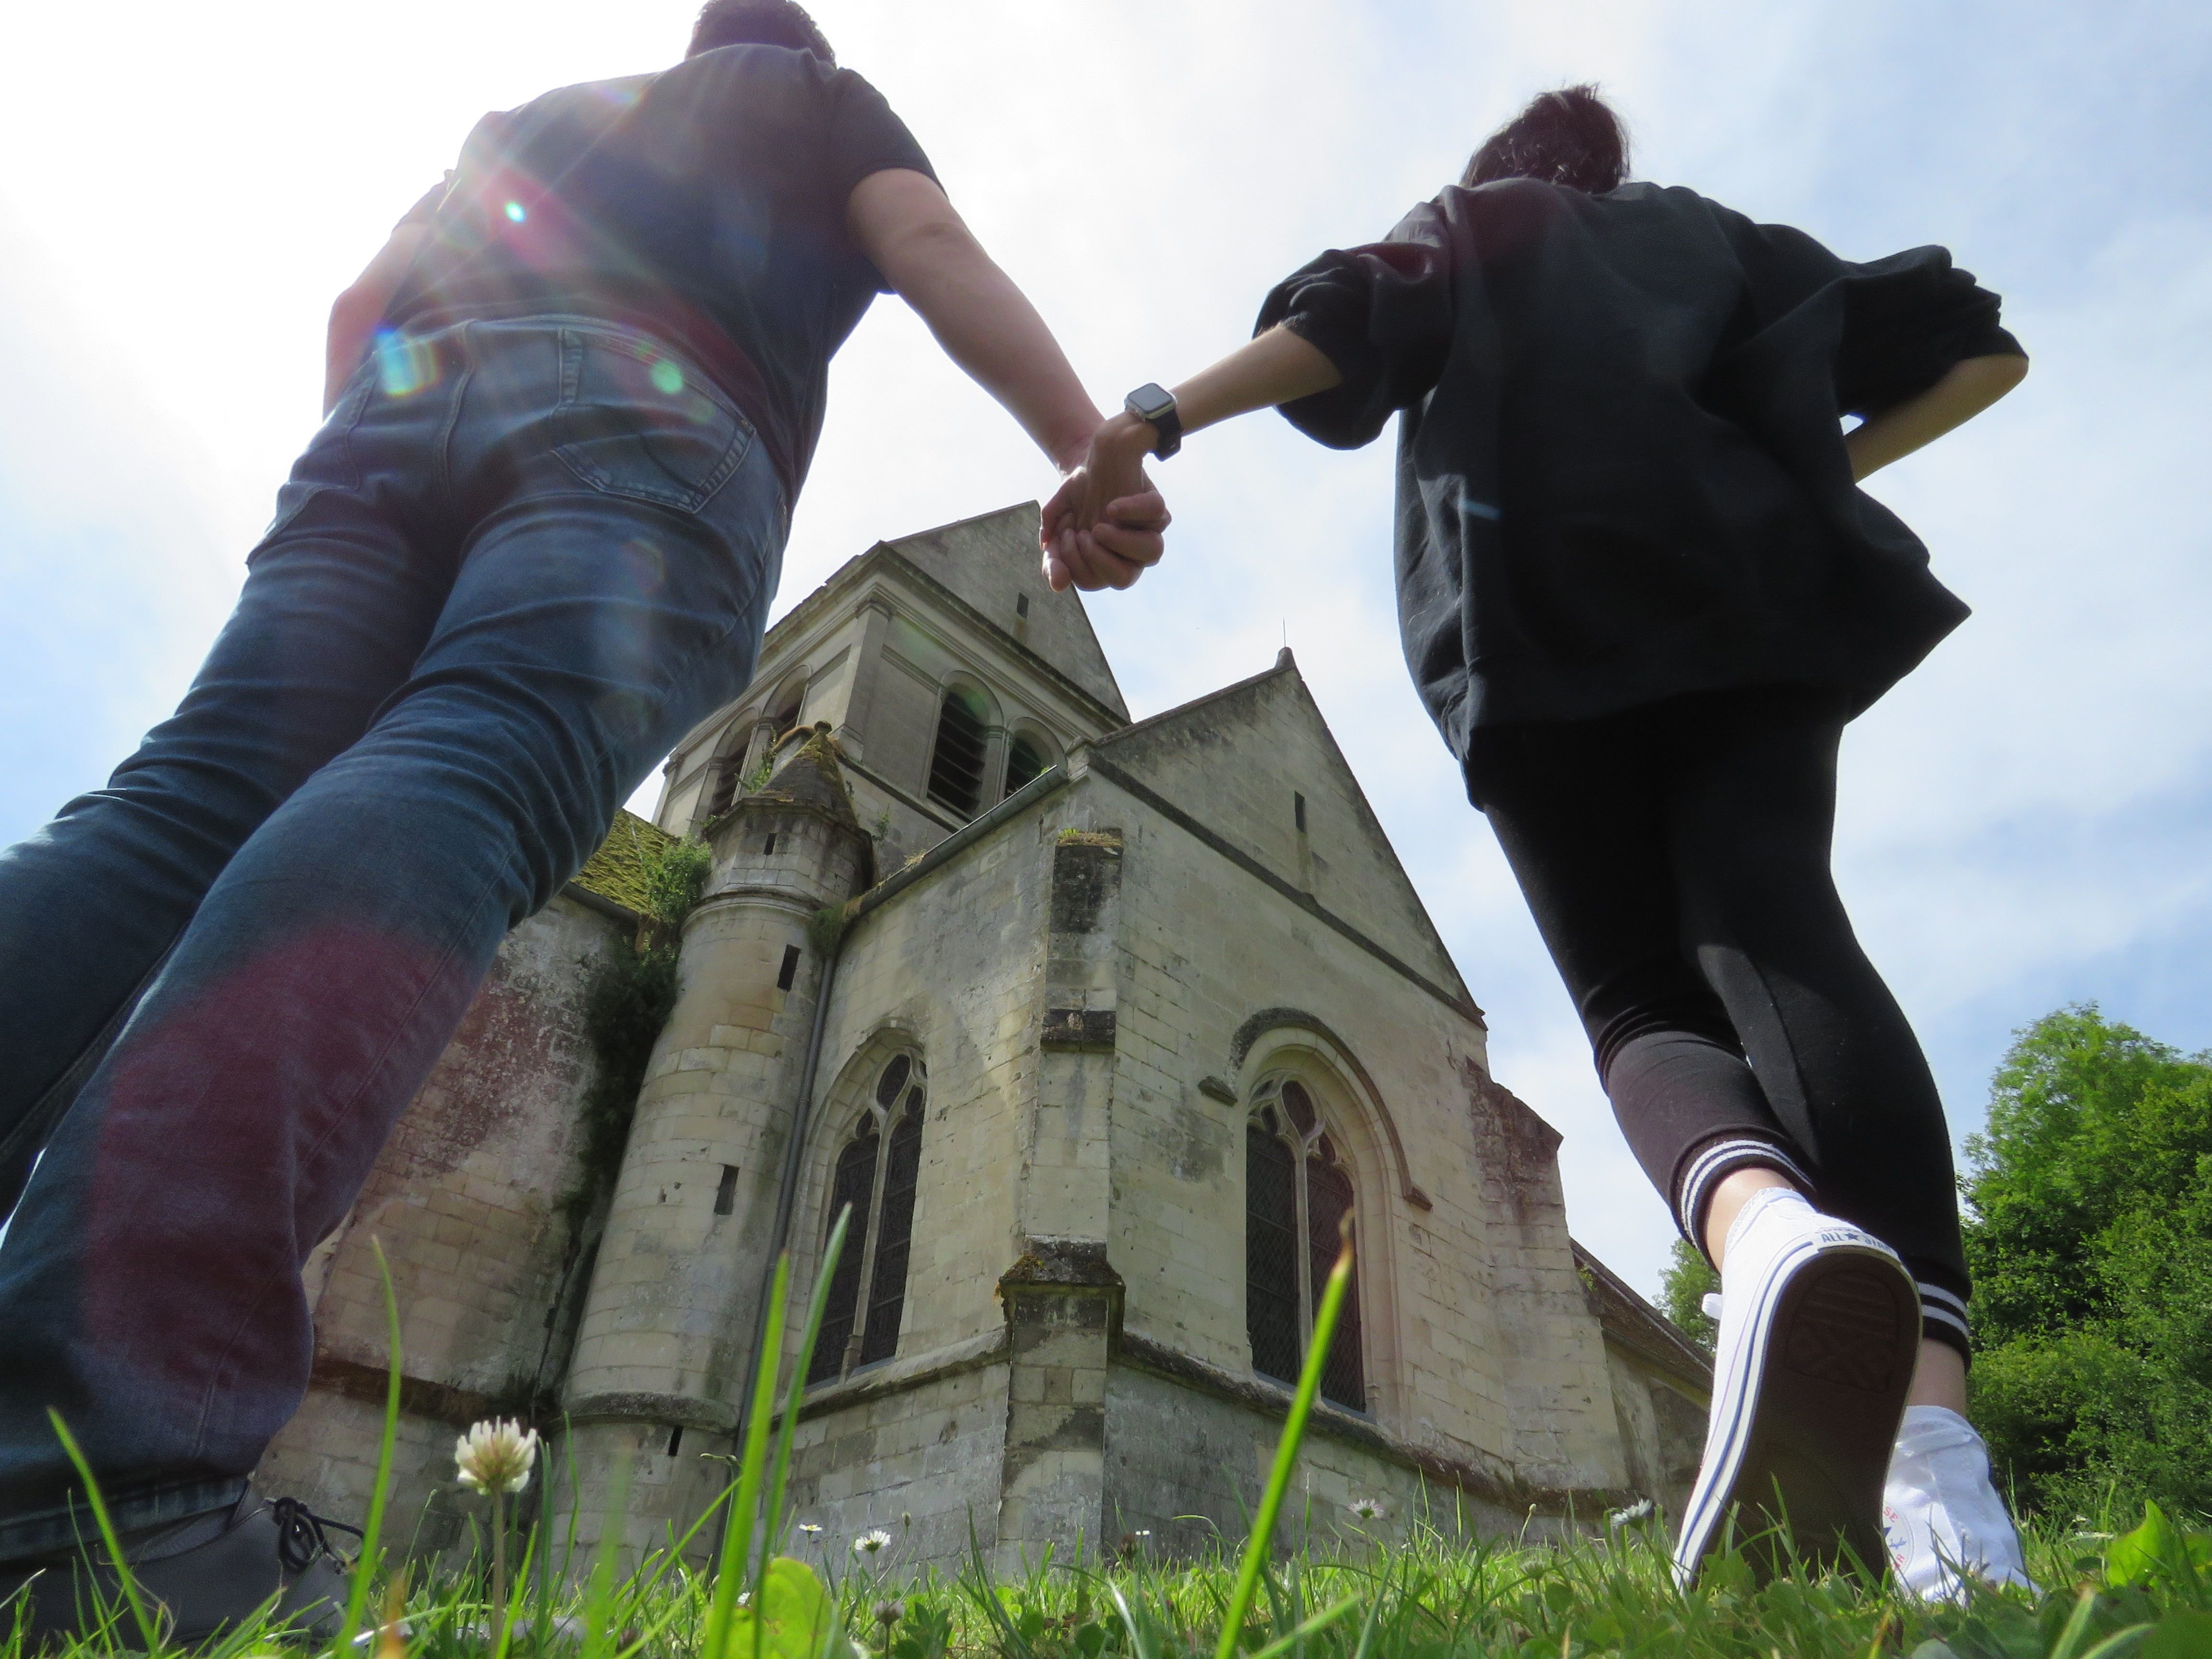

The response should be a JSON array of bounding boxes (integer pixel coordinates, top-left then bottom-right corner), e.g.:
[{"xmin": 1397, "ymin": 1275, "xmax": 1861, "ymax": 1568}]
[
  {"xmin": 1245, "ymin": 1077, "xmax": 1366, "ymax": 1411},
  {"xmin": 926, "ymin": 686, "xmax": 990, "ymax": 817},
  {"xmin": 808, "ymin": 1053, "xmax": 928, "ymax": 1384}
]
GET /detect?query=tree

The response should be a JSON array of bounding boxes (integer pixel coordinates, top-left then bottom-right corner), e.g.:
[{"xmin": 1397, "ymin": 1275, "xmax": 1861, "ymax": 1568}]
[
  {"xmin": 1962, "ymin": 1006, "xmax": 2212, "ymax": 1521},
  {"xmin": 1658, "ymin": 1236, "xmax": 1719, "ymax": 1353}
]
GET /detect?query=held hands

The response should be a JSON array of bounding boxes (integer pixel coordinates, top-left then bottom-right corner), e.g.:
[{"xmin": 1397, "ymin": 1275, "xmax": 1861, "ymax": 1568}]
[{"xmin": 1040, "ymin": 412, "xmax": 1171, "ymax": 593}]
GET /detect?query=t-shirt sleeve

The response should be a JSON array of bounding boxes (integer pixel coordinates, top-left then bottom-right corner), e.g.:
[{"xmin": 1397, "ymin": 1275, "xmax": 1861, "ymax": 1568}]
[
  {"xmin": 394, "ymin": 173, "xmax": 455, "ymax": 228},
  {"xmin": 822, "ymin": 69, "xmax": 939, "ymax": 294},
  {"xmin": 1253, "ymin": 204, "xmax": 1455, "ymax": 450}
]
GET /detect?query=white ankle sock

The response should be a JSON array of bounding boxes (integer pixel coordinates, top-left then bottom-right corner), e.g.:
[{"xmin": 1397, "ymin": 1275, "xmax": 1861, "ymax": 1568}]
[{"xmin": 1720, "ymin": 1183, "xmax": 1815, "ymax": 1264}]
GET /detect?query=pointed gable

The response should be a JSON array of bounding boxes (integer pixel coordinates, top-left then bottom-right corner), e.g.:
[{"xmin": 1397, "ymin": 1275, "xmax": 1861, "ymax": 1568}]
[
  {"xmin": 883, "ymin": 504, "xmax": 1128, "ymax": 721},
  {"xmin": 1093, "ymin": 650, "xmax": 1472, "ymax": 1006}
]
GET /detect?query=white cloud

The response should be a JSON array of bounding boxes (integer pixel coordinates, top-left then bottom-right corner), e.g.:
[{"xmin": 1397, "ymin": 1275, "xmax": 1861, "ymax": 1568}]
[{"xmin": 1, "ymin": 0, "xmax": 2206, "ymax": 1301}]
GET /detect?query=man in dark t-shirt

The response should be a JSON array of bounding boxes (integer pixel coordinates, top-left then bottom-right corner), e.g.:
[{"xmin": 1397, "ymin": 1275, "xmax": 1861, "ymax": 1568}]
[{"xmin": 0, "ymin": 2, "xmax": 1164, "ymax": 1639}]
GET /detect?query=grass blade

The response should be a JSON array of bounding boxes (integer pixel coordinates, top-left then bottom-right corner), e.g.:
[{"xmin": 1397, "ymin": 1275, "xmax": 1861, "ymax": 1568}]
[
  {"xmin": 1245, "ymin": 1595, "xmax": 1359, "ymax": 1659},
  {"xmin": 700, "ymin": 1250, "xmax": 791, "ymax": 1659},
  {"xmin": 335, "ymin": 1237, "xmax": 406, "ymax": 1657},
  {"xmin": 45, "ymin": 1410, "xmax": 161, "ymax": 1652},
  {"xmin": 1213, "ymin": 1235, "xmax": 1355, "ymax": 1659},
  {"xmin": 761, "ymin": 1204, "xmax": 850, "ymax": 1570}
]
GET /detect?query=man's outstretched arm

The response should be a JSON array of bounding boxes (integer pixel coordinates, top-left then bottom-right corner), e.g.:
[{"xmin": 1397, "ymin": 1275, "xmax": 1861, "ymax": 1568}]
[
  {"xmin": 324, "ymin": 225, "xmax": 429, "ymax": 414},
  {"xmin": 847, "ymin": 168, "xmax": 1167, "ymax": 584}
]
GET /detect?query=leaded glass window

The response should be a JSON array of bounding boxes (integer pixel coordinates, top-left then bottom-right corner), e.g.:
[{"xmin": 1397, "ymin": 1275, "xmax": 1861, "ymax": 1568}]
[
  {"xmin": 1245, "ymin": 1077, "xmax": 1366, "ymax": 1411},
  {"xmin": 807, "ymin": 1053, "xmax": 927, "ymax": 1384}
]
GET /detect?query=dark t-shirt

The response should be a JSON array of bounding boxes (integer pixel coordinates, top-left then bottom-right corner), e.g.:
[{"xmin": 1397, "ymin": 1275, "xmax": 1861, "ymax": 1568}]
[
  {"xmin": 384, "ymin": 46, "xmax": 936, "ymax": 499},
  {"xmin": 1257, "ymin": 179, "xmax": 2024, "ymax": 767}
]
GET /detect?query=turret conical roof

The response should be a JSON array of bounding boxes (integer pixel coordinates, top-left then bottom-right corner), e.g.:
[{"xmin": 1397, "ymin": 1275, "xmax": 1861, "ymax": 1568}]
[{"xmin": 743, "ymin": 722, "xmax": 861, "ymax": 831}]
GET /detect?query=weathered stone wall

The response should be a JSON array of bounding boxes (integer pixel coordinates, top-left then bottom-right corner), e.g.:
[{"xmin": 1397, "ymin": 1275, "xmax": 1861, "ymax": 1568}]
[
  {"xmin": 256, "ymin": 891, "xmax": 624, "ymax": 1552},
  {"xmin": 783, "ymin": 804, "xmax": 1057, "ymax": 1375},
  {"xmin": 1101, "ymin": 1364, "xmax": 1518, "ymax": 1557},
  {"xmin": 781, "ymin": 1354, "xmax": 1012, "ymax": 1571},
  {"xmin": 1073, "ymin": 734, "xmax": 1628, "ymax": 1496},
  {"xmin": 1600, "ymin": 1348, "xmax": 1707, "ymax": 1523}
]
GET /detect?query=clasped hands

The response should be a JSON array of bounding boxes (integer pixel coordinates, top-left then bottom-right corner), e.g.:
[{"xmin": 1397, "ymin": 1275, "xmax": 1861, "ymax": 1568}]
[{"xmin": 1039, "ymin": 411, "xmax": 1172, "ymax": 593}]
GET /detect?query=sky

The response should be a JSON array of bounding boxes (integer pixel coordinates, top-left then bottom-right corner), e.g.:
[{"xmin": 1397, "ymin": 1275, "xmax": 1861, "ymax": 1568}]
[{"xmin": 2, "ymin": 0, "xmax": 2208, "ymax": 1304}]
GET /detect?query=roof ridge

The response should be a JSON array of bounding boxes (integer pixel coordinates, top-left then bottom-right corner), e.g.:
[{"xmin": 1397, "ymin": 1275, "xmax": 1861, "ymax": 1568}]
[{"xmin": 1094, "ymin": 648, "xmax": 1297, "ymax": 752}]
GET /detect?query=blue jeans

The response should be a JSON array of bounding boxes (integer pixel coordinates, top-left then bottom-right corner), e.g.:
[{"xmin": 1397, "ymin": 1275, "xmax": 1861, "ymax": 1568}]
[{"xmin": 0, "ymin": 316, "xmax": 784, "ymax": 1557}]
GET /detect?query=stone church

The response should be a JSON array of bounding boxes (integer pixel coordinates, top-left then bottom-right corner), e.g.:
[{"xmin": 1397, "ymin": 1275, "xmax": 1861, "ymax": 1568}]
[{"xmin": 256, "ymin": 503, "xmax": 1709, "ymax": 1569}]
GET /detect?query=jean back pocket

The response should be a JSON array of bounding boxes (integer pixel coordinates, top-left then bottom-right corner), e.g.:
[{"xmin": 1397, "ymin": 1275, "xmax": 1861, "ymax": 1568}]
[{"xmin": 552, "ymin": 329, "xmax": 750, "ymax": 513}]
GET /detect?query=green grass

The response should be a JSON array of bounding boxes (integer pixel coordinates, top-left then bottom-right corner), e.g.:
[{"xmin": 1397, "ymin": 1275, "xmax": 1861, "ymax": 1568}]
[{"xmin": 12, "ymin": 1231, "xmax": 2210, "ymax": 1659}]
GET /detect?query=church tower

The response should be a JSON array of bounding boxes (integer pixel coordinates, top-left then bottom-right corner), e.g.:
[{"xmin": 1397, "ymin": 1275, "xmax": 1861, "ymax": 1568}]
[
  {"xmin": 559, "ymin": 726, "xmax": 873, "ymax": 1547},
  {"xmin": 557, "ymin": 504, "xmax": 1130, "ymax": 1551}
]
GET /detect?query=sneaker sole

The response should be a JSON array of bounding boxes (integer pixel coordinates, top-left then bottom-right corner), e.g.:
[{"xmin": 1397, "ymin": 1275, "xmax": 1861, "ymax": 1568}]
[{"xmin": 1674, "ymin": 1238, "xmax": 1919, "ymax": 1586}]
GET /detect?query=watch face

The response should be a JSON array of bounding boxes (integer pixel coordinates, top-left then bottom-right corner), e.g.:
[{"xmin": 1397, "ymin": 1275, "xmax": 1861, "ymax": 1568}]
[{"xmin": 1127, "ymin": 383, "xmax": 1173, "ymax": 420}]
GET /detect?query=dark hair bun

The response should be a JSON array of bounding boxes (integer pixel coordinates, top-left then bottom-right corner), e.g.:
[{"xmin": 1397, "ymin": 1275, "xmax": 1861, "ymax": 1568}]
[{"xmin": 1461, "ymin": 84, "xmax": 1629, "ymax": 193}]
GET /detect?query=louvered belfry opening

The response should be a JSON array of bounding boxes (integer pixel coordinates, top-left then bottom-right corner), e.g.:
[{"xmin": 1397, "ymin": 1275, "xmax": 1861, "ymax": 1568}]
[
  {"xmin": 808, "ymin": 1052, "xmax": 927, "ymax": 1385},
  {"xmin": 926, "ymin": 686, "xmax": 990, "ymax": 816},
  {"xmin": 1244, "ymin": 1077, "xmax": 1367, "ymax": 1411},
  {"xmin": 1002, "ymin": 730, "xmax": 1048, "ymax": 799}
]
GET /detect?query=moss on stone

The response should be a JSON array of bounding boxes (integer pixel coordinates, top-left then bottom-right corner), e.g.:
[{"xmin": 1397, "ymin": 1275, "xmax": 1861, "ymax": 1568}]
[{"xmin": 570, "ymin": 810, "xmax": 677, "ymax": 915}]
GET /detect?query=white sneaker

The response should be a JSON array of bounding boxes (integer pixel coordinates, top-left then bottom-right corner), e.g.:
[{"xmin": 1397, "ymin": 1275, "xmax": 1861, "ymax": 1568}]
[
  {"xmin": 1672, "ymin": 1189, "xmax": 1921, "ymax": 1587},
  {"xmin": 1883, "ymin": 1405, "xmax": 2034, "ymax": 1600}
]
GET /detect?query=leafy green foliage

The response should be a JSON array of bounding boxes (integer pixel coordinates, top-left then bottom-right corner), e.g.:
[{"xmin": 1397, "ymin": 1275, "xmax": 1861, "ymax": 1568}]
[
  {"xmin": 1961, "ymin": 1007, "xmax": 2212, "ymax": 1521},
  {"xmin": 2104, "ymin": 1503, "xmax": 2212, "ymax": 1594},
  {"xmin": 559, "ymin": 834, "xmax": 713, "ymax": 1236},
  {"xmin": 1659, "ymin": 1236, "xmax": 1719, "ymax": 1353}
]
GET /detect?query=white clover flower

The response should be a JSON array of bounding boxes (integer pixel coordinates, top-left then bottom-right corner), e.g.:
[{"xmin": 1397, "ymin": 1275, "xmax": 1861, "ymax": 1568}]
[
  {"xmin": 854, "ymin": 1528, "xmax": 892, "ymax": 1557},
  {"xmin": 454, "ymin": 1418, "xmax": 540, "ymax": 1495},
  {"xmin": 1346, "ymin": 1497, "xmax": 1387, "ymax": 1522},
  {"xmin": 1606, "ymin": 1499, "xmax": 1655, "ymax": 1529}
]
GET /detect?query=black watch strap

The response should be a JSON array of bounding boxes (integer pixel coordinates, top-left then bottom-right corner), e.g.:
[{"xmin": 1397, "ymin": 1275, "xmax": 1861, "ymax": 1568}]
[{"xmin": 1123, "ymin": 383, "xmax": 1181, "ymax": 460}]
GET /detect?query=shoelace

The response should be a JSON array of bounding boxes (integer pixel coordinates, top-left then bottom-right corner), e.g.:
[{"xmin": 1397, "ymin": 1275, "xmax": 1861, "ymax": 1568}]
[{"xmin": 269, "ymin": 1497, "xmax": 365, "ymax": 1573}]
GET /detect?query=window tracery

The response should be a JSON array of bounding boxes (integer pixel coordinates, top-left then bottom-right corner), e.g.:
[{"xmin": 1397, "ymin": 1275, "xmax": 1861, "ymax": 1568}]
[
  {"xmin": 1245, "ymin": 1076, "xmax": 1366, "ymax": 1410},
  {"xmin": 808, "ymin": 1052, "xmax": 927, "ymax": 1384}
]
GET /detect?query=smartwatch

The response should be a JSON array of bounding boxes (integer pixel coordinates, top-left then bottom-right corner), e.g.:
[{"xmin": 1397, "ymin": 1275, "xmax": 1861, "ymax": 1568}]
[{"xmin": 1123, "ymin": 383, "xmax": 1182, "ymax": 460}]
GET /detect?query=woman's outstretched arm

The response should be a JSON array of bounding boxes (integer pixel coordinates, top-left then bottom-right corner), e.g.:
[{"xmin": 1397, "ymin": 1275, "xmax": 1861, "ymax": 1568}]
[
  {"xmin": 1845, "ymin": 352, "xmax": 2027, "ymax": 481},
  {"xmin": 1044, "ymin": 325, "xmax": 1342, "ymax": 590}
]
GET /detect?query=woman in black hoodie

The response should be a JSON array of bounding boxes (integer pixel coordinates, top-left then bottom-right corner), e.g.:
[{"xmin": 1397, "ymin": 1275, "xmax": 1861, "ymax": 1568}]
[{"xmin": 1050, "ymin": 88, "xmax": 2029, "ymax": 1596}]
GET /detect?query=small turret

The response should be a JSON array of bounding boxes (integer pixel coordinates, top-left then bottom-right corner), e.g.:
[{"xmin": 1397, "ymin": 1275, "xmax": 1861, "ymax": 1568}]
[{"xmin": 559, "ymin": 725, "xmax": 871, "ymax": 1558}]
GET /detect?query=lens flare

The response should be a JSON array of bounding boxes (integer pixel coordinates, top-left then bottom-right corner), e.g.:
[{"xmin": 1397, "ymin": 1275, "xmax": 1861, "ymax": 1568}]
[
  {"xmin": 504, "ymin": 201, "xmax": 527, "ymax": 223},
  {"xmin": 649, "ymin": 358, "xmax": 684, "ymax": 396},
  {"xmin": 373, "ymin": 329, "xmax": 438, "ymax": 397}
]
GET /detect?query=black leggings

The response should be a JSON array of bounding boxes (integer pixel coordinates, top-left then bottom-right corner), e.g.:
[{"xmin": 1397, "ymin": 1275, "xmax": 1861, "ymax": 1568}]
[{"xmin": 1470, "ymin": 686, "xmax": 1972, "ymax": 1359}]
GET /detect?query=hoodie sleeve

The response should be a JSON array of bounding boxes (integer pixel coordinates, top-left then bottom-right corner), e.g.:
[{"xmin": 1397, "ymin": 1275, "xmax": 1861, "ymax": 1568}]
[{"xmin": 1254, "ymin": 201, "xmax": 1455, "ymax": 450}]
